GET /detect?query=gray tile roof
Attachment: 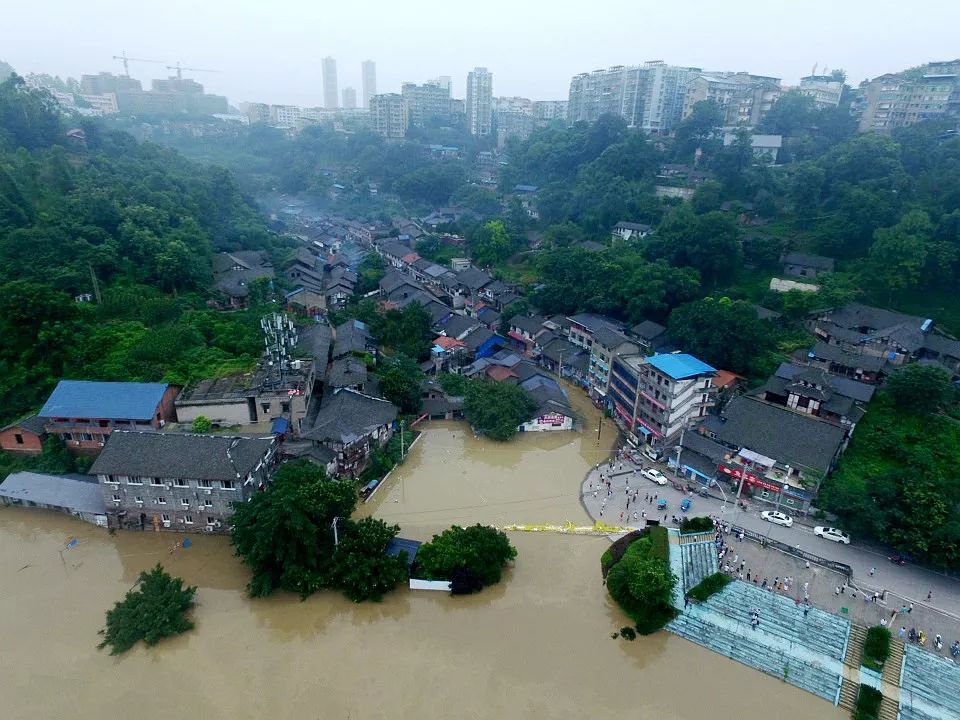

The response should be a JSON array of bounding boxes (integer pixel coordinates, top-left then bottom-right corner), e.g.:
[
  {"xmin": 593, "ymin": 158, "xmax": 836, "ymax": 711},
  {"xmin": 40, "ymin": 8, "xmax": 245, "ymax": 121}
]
[
  {"xmin": 809, "ymin": 342, "xmax": 888, "ymax": 372},
  {"xmin": 213, "ymin": 251, "xmax": 275, "ymax": 299},
  {"xmin": 0, "ymin": 471, "xmax": 106, "ymax": 515},
  {"xmin": 773, "ymin": 362, "xmax": 876, "ymax": 403},
  {"xmin": 440, "ymin": 314, "xmax": 480, "ymax": 340},
  {"xmin": 301, "ymin": 389, "xmax": 398, "ymax": 445},
  {"xmin": 717, "ymin": 397, "xmax": 846, "ymax": 474},
  {"xmin": 333, "ymin": 320, "xmax": 372, "ymax": 359},
  {"xmin": 783, "ymin": 252, "xmax": 835, "ymax": 271},
  {"xmin": 592, "ymin": 325, "xmax": 635, "ymax": 350},
  {"xmin": 90, "ymin": 432, "xmax": 275, "ymax": 482},
  {"xmin": 327, "ymin": 356, "xmax": 368, "ymax": 388},
  {"xmin": 380, "ymin": 270, "xmax": 420, "ymax": 297},
  {"xmin": 630, "ymin": 320, "xmax": 667, "ymax": 341},
  {"xmin": 1, "ymin": 414, "xmax": 47, "ymax": 435},
  {"xmin": 509, "ymin": 314, "xmax": 548, "ymax": 336},
  {"xmin": 298, "ymin": 323, "xmax": 332, "ymax": 366},
  {"xmin": 456, "ymin": 267, "xmax": 493, "ymax": 291}
]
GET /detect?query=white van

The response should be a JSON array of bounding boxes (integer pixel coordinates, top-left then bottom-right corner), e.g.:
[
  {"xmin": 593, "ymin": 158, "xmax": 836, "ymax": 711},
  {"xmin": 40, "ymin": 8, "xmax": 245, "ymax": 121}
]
[{"xmin": 642, "ymin": 446, "xmax": 661, "ymax": 463}]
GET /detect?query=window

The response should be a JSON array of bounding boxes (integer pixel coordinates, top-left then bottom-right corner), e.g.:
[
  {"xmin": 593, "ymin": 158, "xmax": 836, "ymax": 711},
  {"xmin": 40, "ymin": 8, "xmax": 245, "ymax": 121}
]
[
  {"xmin": 221, "ymin": 480, "xmax": 235, "ymax": 490},
  {"xmin": 281, "ymin": 401, "xmax": 291, "ymax": 413},
  {"xmin": 150, "ymin": 477, "xmax": 164, "ymax": 486},
  {"xmin": 207, "ymin": 516, "xmax": 216, "ymax": 525},
  {"xmin": 81, "ymin": 433, "xmax": 93, "ymax": 442},
  {"xmin": 62, "ymin": 433, "xmax": 73, "ymax": 441},
  {"xmin": 204, "ymin": 499, "xmax": 213, "ymax": 508},
  {"xmin": 184, "ymin": 514, "xmax": 194, "ymax": 524},
  {"xmin": 161, "ymin": 513, "xmax": 170, "ymax": 523},
  {"xmin": 14, "ymin": 433, "xmax": 23, "ymax": 445},
  {"xmin": 126, "ymin": 475, "xmax": 140, "ymax": 485},
  {"xmin": 174, "ymin": 478, "xmax": 188, "ymax": 487},
  {"xmin": 156, "ymin": 496, "xmax": 167, "ymax": 505},
  {"xmin": 111, "ymin": 494, "xmax": 121, "ymax": 503},
  {"xmin": 135, "ymin": 496, "xmax": 143, "ymax": 504},
  {"xmin": 198, "ymin": 479, "xmax": 212, "ymax": 489},
  {"xmin": 181, "ymin": 498, "xmax": 190, "ymax": 507},
  {"xmin": 261, "ymin": 403, "xmax": 271, "ymax": 414},
  {"xmin": 103, "ymin": 475, "xmax": 119, "ymax": 485}
]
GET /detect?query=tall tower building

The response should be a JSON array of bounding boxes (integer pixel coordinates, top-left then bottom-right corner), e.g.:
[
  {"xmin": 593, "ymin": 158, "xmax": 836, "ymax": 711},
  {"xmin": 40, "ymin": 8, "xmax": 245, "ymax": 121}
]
[
  {"xmin": 361, "ymin": 60, "xmax": 377, "ymax": 109},
  {"xmin": 342, "ymin": 87, "xmax": 357, "ymax": 109},
  {"xmin": 466, "ymin": 67, "xmax": 493, "ymax": 137},
  {"xmin": 322, "ymin": 57, "xmax": 338, "ymax": 109}
]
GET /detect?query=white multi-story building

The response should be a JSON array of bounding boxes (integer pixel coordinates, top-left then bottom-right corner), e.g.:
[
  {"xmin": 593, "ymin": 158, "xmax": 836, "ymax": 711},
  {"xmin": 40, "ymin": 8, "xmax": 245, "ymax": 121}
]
[
  {"xmin": 799, "ymin": 75, "xmax": 844, "ymax": 110},
  {"xmin": 270, "ymin": 104, "xmax": 303, "ymax": 128},
  {"xmin": 466, "ymin": 67, "xmax": 493, "ymax": 136},
  {"xmin": 532, "ymin": 100, "xmax": 568, "ymax": 123},
  {"xmin": 361, "ymin": 60, "xmax": 377, "ymax": 109},
  {"xmin": 682, "ymin": 72, "xmax": 781, "ymax": 126},
  {"xmin": 370, "ymin": 93, "xmax": 408, "ymax": 138},
  {"xmin": 401, "ymin": 81, "xmax": 452, "ymax": 127},
  {"xmin": 608, "ymin": 353, "xmax": 717, "ymax": 448},
  {"xmin": 341, "ymin": 87, "xmax": 357, "ymax": 109},
  {"xmin": 322, "ymin": 56, "xmax": 339, "ymax": 109}
]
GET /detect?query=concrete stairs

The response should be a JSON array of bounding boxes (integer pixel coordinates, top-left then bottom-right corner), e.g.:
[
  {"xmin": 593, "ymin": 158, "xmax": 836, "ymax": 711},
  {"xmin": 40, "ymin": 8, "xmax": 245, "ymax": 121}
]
[
  {"xmin": 838, "ymin": 678, "xmax": 859, "ymax": 711},
  {"xmin": 878, "ymin": 695, "xmax": 899, "ymax": 720},
  {"xmin": 882, "ymin": 638, "xmax": 905, "ymax": 685},
  {"xmin": 845, "ymin": 624, "xmax": 867, "ymax": 668}
]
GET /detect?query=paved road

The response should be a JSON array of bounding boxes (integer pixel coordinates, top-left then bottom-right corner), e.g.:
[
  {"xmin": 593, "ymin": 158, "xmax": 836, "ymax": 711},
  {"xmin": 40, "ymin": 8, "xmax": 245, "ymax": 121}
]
[{"xmin": 582, "ymin": 453, "xmax": 960, "ymax": 619}]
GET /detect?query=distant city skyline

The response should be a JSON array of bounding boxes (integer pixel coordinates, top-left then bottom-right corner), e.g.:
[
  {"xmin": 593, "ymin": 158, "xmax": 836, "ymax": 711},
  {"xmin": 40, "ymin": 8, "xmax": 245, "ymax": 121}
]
[{"xmin": 2, "ymin": 0, "xmax": 959, "ymax": 107}]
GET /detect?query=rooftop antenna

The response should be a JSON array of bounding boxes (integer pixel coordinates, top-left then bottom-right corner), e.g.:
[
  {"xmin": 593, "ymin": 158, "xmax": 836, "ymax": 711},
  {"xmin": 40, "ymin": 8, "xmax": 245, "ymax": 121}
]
[{"xmin": 811, "ymin": 63, "xmax": 818, "ymax": 76}]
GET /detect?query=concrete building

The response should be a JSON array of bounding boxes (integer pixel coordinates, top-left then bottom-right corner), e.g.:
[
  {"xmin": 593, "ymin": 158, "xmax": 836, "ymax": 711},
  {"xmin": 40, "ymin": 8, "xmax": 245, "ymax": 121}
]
[
  {"xmin": 799, "ymin": 75, "xmax": 844, "ymax": 110},
  {"xmin": 0, "ymin": 415, "xmax": 47, "ymax": 455},
  {"xmin": 370, "ymin": 93, "xmax": 408, "ymax": 138},
  {"xmin": 342, "ymin": 86, "xmax": 357, "ymax": 109},
  {"xmin": 361, "ymin": 60, "xmax": 377, "ymax": 109},
  {"xmin": 722, "ymin": 133, "xmax": 783, "ymax": 163},
  {"xmin": 466, "ymin": 67, "xmax": 493, "ymax": 137},
  {"xmin": 855, "ymin": 60, "xmax": 960, "ymax": 132},
  {"xmin": 568, "ymin": 61, "xmax": 700, "ymax": 132},
  {"xmin": 247, "ymin": 102, "xmax": 270, "ymax": 124},
  {"xmin": 0, "ymin": 471, "xmax": 107, "ymax": 526},
  {"xmin": 588, "ymin": 327, "xmax": 639, "ymax": 401},
  {"xmin": 532, "ymin": 100, "xmax": 568, "ymax": 123},
  {"xmin": 38, "ymin": 381, "xmax": 179, "ymax": 455},
  {"xmin": 269, "ymin": 104, "xmax": 302, "ymax": 128},
  {"xmin": 608, "ymin": 353, "xmax": 717, "ymax": 448},
  {"xmin": 682, "ymin": 72, "xmax": 781, "ymax": 126},
  {"xmin": 322, "ymin": 56, "xmax": 339, "ymax": 109},
  {"xmin": 80, "ymin": 72, "xmax": 141, "ymax": 95},
  {"xmin": 90, "ymin": 431, "xmax": 276, "ymax": 532},
  {"xmin": 401, "ymin": 81, "xmax": 452, "ymax": 127}
]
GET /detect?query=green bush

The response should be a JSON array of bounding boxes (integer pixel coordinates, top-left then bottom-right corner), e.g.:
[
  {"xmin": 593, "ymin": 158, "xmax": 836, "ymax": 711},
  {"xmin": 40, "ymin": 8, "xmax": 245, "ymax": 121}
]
[
  {"xmin": 687, "ymin": 572, "xmax": 732, "ymax": 602},
  {"xmin": 417, "ymin": 524, "xmax": 517, "ymax": 589},
  {"xmin": 648, "ymin": 525, "xmax": 670, "ymax": 562},
  {"xmin": 854, "ymin": 685, "xmax": 882, "ymax": 720},
  {"xmin": 601, "ymin": 529, "xmax": 644, "ymax": 577},
  {"xmin": 679, "ymin": 516, "xmax": 714, "ymax": 533},
  {"xmin": 605, "ymin": 535, "xmax": 677, "ymax": 634},
  {"xmin": 863, "ymin": 625, "xmax": 892, "ymax": 670}
]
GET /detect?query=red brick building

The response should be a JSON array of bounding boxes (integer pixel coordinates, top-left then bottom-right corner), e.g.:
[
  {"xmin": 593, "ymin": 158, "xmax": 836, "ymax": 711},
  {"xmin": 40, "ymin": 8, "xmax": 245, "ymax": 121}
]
[{"xmin": 0, "ymin": 415, "xmax": 47, "ymax": 455}]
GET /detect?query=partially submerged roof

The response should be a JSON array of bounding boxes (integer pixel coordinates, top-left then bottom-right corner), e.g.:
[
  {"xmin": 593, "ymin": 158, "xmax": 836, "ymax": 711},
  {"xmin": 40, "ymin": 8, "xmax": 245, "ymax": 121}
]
[
  {"xmin": 0, "ymin": 471, "xmax": 105, "ymax": 515},
  {"xmin": 40, "ymin": 381, "xmax": 170, "ymax": 421},
  {"xmin": 90, "ymin": 432, "xmax": 274, "ymax": 481},
  {"xmin": 301, "ymin": 389, "xmax": 398, "ymax": 445}
]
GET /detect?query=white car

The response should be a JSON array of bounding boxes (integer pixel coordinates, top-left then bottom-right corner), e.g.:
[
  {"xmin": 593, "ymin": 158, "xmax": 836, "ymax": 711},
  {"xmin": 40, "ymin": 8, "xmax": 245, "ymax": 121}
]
[
  {"xmin": 641, "ymin": 468, "xmax": 667, "ymax": 485},
  {"xmin": 814, "ymin": 526, "xmax": 851, "ymax": 544},
  {"xmin": 761, "ymin": 510, "xmax": 794, "ymax": 528}
]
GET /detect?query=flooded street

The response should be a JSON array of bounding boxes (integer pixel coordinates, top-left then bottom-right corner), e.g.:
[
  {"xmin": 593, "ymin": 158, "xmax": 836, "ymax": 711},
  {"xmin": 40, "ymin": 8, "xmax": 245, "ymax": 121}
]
[{"xmin": 1, "ymin": 394, "xmax": 842, "ymax": 719}]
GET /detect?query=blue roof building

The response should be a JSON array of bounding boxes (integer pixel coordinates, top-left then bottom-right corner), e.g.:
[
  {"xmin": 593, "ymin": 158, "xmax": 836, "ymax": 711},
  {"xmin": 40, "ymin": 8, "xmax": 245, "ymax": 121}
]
[
  {"xmin": 646, "ymin": 353, "xmax": 717, "ymax": 380},
  {"xmin": 39, "ymin": 381, "xmax": 172, "ymax": 421}
]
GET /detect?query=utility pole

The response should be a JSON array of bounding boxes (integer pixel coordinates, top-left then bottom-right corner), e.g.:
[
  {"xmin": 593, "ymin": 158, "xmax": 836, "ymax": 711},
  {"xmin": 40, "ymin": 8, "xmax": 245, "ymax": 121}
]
[
  {"xmin": 557, "ymin": 350, "xmax": 563, "ymax": 382},
  {"xmin": 331, "ymin": 516, "xmax": 341, "ymax": 547},
  {"xmin": 400, "ymin": 420, "xmax": 405, "ymax": 460}
]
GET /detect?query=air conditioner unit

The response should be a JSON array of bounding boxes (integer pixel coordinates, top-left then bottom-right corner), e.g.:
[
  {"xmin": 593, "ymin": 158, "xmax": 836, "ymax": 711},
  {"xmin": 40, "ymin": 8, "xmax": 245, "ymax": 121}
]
[
  {"xmin": 166, "ymin": 482, "xmax": 173, "ymax": 489},
  {"xmin": 214, "ymin": 520, "xmax": 222, "ymax": 528},
  {"xmin": 204, "ymin": 489, "xmax": 212, "ymax": 495},
  {"xmin": 205, "ymin": 525, "xmax": 215, "ymax": 533},
  {"xmin": 162, "ymin": 521, "xmax": 171, "ymax": 528},
  {"xmin": 178, "ymin": 518, "xmax": 185, "ymax": 523}
]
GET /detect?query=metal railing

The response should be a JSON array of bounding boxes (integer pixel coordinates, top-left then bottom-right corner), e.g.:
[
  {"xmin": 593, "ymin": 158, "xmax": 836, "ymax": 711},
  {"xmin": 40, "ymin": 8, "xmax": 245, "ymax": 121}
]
[{"xmin": 729, "ymin": 523, "xmax": 854, "ymax": 578}]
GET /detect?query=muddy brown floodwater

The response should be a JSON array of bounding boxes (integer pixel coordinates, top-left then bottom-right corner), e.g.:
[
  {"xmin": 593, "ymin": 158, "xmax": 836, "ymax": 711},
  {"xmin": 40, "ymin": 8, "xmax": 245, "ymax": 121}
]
[{"xmin": 1, "ymin": 392, "xmax": 842, "ymax": 720}]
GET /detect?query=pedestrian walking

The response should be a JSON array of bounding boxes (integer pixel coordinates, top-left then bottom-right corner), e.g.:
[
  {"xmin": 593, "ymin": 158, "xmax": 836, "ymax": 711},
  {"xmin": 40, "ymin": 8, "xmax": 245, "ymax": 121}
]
[
  {"xmin": 746, "ymin": 570, "xmax": 751, "ymax": 581},
  {"xmin": 835, "ymin": 586, "xmax": 841, "ymax": 597},
  {"xmin": 927, "ymin": 590, "xmax": 933, "ymax": 601},
  {"xmin": 899, "ymin": 627, "xmax": 907, "ymax": 639},
  {"xmin": 633, "ymin": 511, "xmax": 638, "ymax": 521},
  {"xmin": 619, "ymin": 511, "xmax": 624, "ymax": 522},
  {"xmin": 803, "ymin": 581, "xmax": 809, "ymax": 594},
  {"xmin": 908, "ymin": 603, "xmax": 913, "ymax": 613},
  {"xmin": 733, "ymin": 554, "xmax": 739, "ymax": 565},
  {"xmin": 593, "ymin": 490, "xmax": 598, "ymax": 499},
  {"xmin": 870, "ymin": 566, "xmax": 876, "ymax": 577},
  {"xmin": 641, "ymin": 510, "xmax": 646, "ymax": 519},
  {"xmin": 803, "ymin": 605, "xmax": 809, "ymax": 618}
]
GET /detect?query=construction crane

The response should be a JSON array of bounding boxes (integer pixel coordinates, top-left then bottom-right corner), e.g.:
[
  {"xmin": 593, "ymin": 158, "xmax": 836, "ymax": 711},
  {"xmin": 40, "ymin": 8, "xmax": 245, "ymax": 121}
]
[
  {"xmin": 166, "ymin": 61, "xmax": 218, "ymax": 81},
  {"xmin": 112, "ymin": 51, "xmax": 166, "ymax": 77}
]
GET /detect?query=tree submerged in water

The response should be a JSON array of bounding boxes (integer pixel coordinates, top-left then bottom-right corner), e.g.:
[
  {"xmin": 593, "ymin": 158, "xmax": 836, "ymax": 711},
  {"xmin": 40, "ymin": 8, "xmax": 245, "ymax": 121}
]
[{"xmin": 98, "ymin": 564, "xmax": 197, "ymax": 655}]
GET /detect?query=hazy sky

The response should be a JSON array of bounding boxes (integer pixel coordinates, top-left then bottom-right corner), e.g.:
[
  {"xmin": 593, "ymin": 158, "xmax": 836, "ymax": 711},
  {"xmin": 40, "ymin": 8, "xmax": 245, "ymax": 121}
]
[{"xmin": 3, "ymin": 0, "xmax": 959, "ymax": 107}]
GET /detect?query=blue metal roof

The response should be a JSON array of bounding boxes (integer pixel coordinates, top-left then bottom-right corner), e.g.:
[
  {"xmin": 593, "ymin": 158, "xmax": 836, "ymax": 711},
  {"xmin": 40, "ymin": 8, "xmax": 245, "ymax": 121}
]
[
  {"xmin": 39, "ymin": 380, "xmax": 169, "ymax": 421},
  {"xmin": 646, "ymin": 353, "xmax": 716, "ymax": 380}
]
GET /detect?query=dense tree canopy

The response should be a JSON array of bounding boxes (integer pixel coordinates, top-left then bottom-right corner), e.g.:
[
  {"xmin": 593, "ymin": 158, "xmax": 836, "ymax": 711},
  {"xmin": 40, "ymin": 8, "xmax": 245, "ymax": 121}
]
[
  {"xmin": 416, "ymin": 524, "xmax": 517, "ymax": 591},
  {"xmin": 667, "ymin": 298, "xmax": 778, "ymax": 374},
  {"xmin": 463, "ymin": 380, "xmax": 538, "ymax": 441}
]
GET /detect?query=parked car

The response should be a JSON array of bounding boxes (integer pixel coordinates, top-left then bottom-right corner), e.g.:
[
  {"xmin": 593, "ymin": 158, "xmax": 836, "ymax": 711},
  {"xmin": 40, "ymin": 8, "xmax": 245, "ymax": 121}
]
[
  {"xmin": 814, "ymin": 526, "xmax": 851, "ymax": 544},
  {"xmin": 760, "ymin": 510, "xmax": 794, "ymax": 527},
  {"xmin": 641, "ymin": 468, "xmax": 667, "ymax": 485}
]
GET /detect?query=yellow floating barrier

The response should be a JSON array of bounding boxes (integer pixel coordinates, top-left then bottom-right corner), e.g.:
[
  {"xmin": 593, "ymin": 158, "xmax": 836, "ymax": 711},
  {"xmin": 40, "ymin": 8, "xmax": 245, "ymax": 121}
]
[{"xmin": 499, "ymin": 521, "xmax": 633, "ymax": 535}]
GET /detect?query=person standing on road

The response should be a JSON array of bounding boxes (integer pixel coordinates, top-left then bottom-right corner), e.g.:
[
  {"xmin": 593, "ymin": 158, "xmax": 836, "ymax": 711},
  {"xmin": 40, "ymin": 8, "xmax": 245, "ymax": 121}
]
[
  {"xmin": 835, "ymin": 586, "xmax": 841, "ymax": 597},
  {"xmin": 927, "ymin": 591, "xmax": 933, "ymax": 601},
  {"xmin": 870, "ymin": 566, "xmax": 876, "ymax": 576}
]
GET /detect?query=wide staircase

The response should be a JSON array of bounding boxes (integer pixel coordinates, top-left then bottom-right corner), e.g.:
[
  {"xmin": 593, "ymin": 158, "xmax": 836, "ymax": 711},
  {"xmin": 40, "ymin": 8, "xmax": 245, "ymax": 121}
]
[
  {"xmin": 667, "ymin": 581, "xmax": 848, "ymax": 704},
  {"xmin": 677, "ymin": 531, "xmax": 718, "ymax": 594},
  {"xmin": 882, "ymin": 638, "xmax": 905, "ymax": 685},
  {"xmin": 837, "ymin": 678, "xmax": 859, "ymax": 711},
  {"xmin": 898, "ymin": 643, "xmax": 960, "ymax": 720},
  {"xmin": 845, "ymin": 624, "xmax": 866, "ymax": 668}
]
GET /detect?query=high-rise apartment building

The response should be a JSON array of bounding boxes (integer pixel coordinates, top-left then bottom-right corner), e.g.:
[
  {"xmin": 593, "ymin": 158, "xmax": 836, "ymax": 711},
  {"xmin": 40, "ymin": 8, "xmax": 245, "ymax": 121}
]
[
  {"xmin": 342, "ymin": 87, "xmax": 357, "ymax": 109},
  {"xmin": 855, "ymin": 60, "xmax": 960, "ymax": 132},
  {"xmin": 80, "ymin": 72, "xmax": 142, "ymax": 95},
  {"xmin": 431, "ymin": 75, "xmax": 452, "ymax": 93},
  {"xmin": 466, "ymin": 67, "xmax": 493, "ymax": 137},
  {"xmin": 322, "ymin": 57, "xmax": 338, "ymax": 109},
  {"xmin": 567, "ymin": 61, "xmax": 700, "ymax": 133},
  {"xmin": 370, "ymin": 93, "xmax": 408, "ymax": 138},
  {"xmin": 247, "ymin": 102, "xmax": 270, "ymax": 124},
  {"xmin": 682, "ymin": 72, "xmax": 781, "ymax": 126},
  {"xmin": 798, "ymin": 75, "xmax": 844, "ymax": 110},
  {"xmin": 361, "ymin": 60, "xmax": 377, "ymax": 109},
  {"xmin": 401, "ymin": 81, "xmax": 453, "ymax": 127}
]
